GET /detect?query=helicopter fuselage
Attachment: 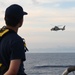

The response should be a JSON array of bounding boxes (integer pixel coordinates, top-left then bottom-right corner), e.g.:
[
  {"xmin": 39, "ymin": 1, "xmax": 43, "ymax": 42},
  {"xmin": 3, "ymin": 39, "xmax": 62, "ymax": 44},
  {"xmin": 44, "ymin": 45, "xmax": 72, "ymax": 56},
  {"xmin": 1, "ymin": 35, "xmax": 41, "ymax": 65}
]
[{"xmin": 51, "ymin": 26, "xmax": 65, "ymax": 31}]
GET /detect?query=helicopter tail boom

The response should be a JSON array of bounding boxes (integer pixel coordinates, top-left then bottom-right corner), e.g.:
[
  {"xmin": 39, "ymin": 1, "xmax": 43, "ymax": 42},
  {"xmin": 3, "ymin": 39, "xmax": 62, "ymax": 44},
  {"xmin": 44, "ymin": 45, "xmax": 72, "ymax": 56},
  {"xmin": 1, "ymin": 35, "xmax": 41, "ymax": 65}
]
[{"xmin": 62, "ymin": 26, "xmax": 65, "ymax": 30}]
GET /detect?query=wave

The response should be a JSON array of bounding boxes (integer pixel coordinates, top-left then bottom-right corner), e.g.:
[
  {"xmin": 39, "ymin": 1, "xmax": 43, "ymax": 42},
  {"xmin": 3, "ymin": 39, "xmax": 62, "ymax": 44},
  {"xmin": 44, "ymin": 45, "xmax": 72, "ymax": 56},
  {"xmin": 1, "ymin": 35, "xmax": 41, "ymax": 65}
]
[{"xmin": 33, "ymin": 65, "xmax": 75, "ymax": 68}]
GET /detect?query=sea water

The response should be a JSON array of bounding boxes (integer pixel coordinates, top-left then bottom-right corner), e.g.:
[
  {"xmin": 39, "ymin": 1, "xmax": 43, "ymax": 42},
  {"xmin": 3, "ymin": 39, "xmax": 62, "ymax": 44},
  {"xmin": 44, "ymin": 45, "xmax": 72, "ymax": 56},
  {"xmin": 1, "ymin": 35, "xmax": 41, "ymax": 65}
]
[{"xmin": 24, "ymin": 53, "xmax": 75, "ymax": 75}]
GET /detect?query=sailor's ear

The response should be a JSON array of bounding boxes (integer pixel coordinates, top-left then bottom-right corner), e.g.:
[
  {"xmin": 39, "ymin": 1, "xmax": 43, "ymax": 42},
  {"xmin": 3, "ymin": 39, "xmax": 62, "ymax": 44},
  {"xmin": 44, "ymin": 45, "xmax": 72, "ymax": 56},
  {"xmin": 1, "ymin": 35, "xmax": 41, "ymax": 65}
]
[
  {"xmin": 18, "ymin": 18, "xmax": 23, "ymax": 27},
  {"xmin": 4, "ymin": 17, "xmax": 5, "ymax": 20}
]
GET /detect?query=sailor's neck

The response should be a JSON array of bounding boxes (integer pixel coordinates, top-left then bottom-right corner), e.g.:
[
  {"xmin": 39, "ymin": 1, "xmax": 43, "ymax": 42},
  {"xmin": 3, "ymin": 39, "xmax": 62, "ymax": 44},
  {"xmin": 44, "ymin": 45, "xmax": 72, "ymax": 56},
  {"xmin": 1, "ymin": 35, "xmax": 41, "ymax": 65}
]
[{"xmin": 6, "ymin": 26, "xmax": 18, "ymax": 33}]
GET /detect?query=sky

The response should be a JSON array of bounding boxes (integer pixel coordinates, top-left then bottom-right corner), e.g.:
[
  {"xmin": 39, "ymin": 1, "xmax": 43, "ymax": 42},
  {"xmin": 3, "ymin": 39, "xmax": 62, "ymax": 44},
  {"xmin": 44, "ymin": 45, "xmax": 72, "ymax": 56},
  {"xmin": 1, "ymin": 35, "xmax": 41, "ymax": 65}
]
[{"xmin": 0, "ymin": 0, "xmax": 75, "ymax": 53}]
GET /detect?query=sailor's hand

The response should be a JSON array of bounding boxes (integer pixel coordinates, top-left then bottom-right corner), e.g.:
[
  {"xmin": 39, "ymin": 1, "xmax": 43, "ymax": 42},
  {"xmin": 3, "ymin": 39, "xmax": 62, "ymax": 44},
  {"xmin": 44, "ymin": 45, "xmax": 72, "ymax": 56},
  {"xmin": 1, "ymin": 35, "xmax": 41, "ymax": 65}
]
[{"xmin": 62, "ymin": 69, "xmax": 68, "ymax": 75}]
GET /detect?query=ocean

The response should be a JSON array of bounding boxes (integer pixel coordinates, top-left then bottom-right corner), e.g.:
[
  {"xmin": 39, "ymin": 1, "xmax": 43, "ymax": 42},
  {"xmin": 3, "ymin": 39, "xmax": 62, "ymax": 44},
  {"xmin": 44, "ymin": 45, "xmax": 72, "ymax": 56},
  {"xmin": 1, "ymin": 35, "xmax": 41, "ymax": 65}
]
[{"xmin": 24, "ymin": 53, "xmax": 75, "ymax": 75}]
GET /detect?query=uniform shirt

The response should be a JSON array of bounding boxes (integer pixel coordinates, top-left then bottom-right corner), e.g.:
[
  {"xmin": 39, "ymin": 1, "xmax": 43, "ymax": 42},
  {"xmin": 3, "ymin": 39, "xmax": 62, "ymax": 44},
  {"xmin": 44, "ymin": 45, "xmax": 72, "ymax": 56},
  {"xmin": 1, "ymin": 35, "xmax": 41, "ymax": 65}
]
[{"xmin": 0, "ymin": 30, "xmax": 26, "ymax": 75}]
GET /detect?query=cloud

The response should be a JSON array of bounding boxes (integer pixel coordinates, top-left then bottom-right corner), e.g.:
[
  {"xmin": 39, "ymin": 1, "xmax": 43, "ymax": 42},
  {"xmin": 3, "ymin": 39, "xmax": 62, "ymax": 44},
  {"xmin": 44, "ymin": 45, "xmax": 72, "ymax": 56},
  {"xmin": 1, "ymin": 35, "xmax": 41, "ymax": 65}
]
[
  {"xmin": 1, "ymin": 0, "xmax": 75, "ymax": 26},
  {"xmin": 26, "ymin": 6, "xmax": 75, "ymax": 26},
  {"xmin": 36, "ymin": 0, "xmax": 75, "ymax": 3},
  {"xmin": 32, "ymin": 0, "xmax": 39, "ymax": 4}
]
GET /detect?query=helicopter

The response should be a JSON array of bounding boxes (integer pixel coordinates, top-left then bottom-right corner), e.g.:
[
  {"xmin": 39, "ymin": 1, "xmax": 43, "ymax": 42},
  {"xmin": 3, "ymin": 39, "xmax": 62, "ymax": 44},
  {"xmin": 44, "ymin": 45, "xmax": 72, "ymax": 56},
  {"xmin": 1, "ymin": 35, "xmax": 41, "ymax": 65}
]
[{"xmin": 51, "ymin": 25, "xmax": 65, "ymax": 31}]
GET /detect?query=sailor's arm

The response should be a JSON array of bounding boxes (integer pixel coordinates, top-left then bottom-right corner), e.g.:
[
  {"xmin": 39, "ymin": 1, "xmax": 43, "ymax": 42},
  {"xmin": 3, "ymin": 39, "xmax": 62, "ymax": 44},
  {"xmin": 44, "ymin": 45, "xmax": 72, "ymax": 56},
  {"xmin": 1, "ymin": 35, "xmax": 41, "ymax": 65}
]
[
  {"xmin": 62, "ymin": 66, "xmax": 75, "ymax": 75},
  {"xmin": 4, "ymin": 59, "xmax": 21, "ymax": 75}
]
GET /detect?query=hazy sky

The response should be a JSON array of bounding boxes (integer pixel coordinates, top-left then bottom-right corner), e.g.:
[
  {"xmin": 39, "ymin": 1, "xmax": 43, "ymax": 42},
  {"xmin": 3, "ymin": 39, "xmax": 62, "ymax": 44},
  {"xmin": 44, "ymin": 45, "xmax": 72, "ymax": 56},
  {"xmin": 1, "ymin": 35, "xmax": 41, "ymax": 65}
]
[{"xmin": 0, "ymin": 0, "xmax": 75, "ymax": 53}]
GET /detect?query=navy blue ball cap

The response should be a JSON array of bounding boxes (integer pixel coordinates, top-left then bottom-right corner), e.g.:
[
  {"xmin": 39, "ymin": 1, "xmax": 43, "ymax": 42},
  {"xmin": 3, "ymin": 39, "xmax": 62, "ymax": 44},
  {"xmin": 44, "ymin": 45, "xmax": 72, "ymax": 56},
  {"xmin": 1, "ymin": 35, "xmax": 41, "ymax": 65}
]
[{"xmin": 5, "ymin": 4, "xmax": 28, "ymax": 20}]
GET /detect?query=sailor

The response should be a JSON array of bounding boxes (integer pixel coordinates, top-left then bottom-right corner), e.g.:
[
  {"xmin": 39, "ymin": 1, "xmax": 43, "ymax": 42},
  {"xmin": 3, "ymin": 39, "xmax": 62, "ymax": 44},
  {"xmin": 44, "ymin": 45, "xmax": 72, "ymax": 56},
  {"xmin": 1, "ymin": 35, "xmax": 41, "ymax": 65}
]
[{"xmin": 0, "ymin": 4, "xmax": 28, "ymax": 75}]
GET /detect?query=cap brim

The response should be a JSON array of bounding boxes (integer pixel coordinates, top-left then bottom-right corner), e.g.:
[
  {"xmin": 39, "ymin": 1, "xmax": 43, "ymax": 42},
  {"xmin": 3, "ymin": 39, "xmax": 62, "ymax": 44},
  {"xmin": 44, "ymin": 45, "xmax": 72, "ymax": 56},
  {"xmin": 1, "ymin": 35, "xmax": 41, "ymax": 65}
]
[{"xmin": 23, "ymin": 11, "xmax": 28, "ymax": 15}]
